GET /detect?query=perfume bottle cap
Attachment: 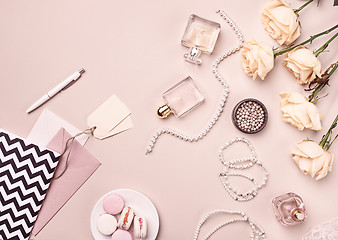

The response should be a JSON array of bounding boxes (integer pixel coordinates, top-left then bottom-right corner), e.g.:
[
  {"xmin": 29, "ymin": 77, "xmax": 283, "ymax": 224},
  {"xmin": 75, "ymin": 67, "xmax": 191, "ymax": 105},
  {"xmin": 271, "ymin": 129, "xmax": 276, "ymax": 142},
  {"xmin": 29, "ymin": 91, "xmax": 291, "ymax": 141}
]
[
  {"xmin": 184, "ymin": 47, "xmax": 202, "ymax": 64},
  {"xmin": 157, "ymin": 104, "xmax": 172, "ymax": 118},
  {"xmin": 292, "ymin": 209, "xmax": 305, "ymax": 222}
]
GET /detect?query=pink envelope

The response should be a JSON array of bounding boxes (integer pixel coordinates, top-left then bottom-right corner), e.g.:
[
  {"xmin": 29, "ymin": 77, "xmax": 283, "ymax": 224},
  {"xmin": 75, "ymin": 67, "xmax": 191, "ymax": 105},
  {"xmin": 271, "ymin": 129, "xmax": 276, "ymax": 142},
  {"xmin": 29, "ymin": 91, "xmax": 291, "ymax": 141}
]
[{"xmin": 32, "ymin": 128, "xmax": 101, "ymax": 235}]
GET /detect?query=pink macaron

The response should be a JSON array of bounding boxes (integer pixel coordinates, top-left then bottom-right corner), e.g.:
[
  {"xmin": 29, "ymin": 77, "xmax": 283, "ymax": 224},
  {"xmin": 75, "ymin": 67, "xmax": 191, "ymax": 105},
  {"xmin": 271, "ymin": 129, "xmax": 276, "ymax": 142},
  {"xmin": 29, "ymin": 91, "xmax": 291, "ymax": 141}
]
[
  {"xmin": 111, "ymin": 229, "xmax": 132, "ymax": 240},
  {"xmin": 103, "ymin": 193, "xmax": 125, "ymax": 215}
]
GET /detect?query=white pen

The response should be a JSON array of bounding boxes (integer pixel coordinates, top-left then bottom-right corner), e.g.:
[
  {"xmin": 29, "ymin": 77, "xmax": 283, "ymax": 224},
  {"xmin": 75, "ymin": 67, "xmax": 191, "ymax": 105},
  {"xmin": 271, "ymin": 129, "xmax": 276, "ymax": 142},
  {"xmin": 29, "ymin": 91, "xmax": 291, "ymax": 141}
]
[{"xmin": 26, "ymin": 68, "xmax": 85, "ymax": 113}]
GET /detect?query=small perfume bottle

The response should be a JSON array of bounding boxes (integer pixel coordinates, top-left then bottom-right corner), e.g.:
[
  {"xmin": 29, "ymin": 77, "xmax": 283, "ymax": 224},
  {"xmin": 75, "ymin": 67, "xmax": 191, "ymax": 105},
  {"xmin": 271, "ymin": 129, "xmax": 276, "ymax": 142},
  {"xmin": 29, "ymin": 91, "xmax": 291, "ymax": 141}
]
[
  {"xmin": 272, "ymin": 192, "xmax": 307, "ymax": 226},
  {"xmin": 181, "ymin": 14, "xmax": 221, "ymax": 64},
  {"xmin": 157, "ymin": 76, "xmax": 205, "ymax": 118}
]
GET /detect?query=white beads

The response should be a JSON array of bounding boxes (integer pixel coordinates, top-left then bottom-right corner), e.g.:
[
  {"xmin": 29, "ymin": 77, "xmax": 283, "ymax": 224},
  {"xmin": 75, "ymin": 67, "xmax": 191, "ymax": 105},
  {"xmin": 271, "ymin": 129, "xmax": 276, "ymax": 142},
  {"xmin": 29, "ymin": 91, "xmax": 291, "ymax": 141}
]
[
  {"xmin": 145, "ymin": 10, "xmax": 244, "ymax": 155},
  {"xmin": 194, "ymin": 209, "xmax": 266, "ymax": 240},
  {"xmin": 218, "ymin": 138, "xmax": 269, "ymax": 202}
]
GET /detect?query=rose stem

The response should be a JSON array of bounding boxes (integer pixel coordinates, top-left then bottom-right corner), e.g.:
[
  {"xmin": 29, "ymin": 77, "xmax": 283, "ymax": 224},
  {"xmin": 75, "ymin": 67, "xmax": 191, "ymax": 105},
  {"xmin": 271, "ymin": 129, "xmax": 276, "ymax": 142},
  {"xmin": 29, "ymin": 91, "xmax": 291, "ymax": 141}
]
[
  {"xmin": 274, "ymin": 24, "xmax": 338, "ymax": 57},
  {"xmin": 314, "ymin": 32, "xmax": 338, "ymax": 57},
  {"xmin": 319, "ymin": 114, "xmax": 338, "ymax": 151},
  {"xmin": 294, "ymin": 0, "xmax": 314, "ymax": 14},
  {"xmin": 309, "ymin": 61, "xmax": 338, "ymax": 103}
]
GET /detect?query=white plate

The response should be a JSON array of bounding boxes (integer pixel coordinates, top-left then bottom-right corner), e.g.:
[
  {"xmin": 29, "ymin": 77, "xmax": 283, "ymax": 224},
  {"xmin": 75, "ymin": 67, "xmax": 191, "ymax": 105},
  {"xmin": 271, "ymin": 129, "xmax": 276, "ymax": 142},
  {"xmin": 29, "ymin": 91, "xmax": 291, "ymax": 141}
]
[{"xmin": 90, "ymin": 189, "xmax": 159, "ymax": 240}]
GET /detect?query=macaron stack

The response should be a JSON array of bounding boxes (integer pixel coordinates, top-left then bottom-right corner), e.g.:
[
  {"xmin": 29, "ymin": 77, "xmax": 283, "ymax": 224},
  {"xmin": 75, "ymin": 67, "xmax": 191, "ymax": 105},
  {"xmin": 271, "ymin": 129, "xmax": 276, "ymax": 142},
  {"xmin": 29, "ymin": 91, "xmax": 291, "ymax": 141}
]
[{"xmin": 96, "ymin": 193, "xmax": 148, "ymax": 239}]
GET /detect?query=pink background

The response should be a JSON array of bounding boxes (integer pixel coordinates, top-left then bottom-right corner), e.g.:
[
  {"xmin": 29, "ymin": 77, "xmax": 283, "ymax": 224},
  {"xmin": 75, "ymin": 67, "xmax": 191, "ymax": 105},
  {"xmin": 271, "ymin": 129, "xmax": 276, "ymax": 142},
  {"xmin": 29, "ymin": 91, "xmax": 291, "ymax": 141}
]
[{"xmin": 0, "ymin": 0, "xmax": 337, "ymax": 239}]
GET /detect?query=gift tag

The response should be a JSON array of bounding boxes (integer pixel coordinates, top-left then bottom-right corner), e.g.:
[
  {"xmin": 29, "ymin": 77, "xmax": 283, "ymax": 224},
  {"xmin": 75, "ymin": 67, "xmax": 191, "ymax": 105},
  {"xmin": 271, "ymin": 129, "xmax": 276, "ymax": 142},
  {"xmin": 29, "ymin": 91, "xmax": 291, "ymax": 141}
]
[
  {"xmin": 96, "ymin": 115, "xmax": 134, "ymax": 140},
  {"xmin": 87, "ymin": 95, "xmax": 132, "ymax": 139}
]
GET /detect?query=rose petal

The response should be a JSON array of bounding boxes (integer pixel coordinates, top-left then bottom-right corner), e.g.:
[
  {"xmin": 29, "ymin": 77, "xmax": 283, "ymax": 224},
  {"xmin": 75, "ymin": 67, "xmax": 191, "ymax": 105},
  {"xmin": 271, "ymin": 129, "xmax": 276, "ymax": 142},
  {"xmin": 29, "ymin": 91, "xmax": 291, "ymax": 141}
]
[
  {"xmin": 297, "ymin": 157, "xmax": 312, "ymax": 174},
  {"xmin": 315, "ymin": 154, "xmax": 330, "ymax": 180},
  {"xmin": 296, "ymin": 141, "xmax": 324, "ymax": 159},
  {"xmin": 291, "ymin": 147, "xmax": 308, "ymax": 158},
  {"xmin": 306, "ymin": 102, "xmax": 322, "ymax": 130}
]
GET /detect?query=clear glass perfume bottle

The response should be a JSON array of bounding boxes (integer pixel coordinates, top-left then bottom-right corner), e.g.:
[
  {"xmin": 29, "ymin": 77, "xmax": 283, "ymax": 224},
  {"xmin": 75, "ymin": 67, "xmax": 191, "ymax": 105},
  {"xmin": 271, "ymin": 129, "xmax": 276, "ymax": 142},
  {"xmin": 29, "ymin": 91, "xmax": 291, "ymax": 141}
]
[
  {"xmin": 181, "ymin": 14, "xmax": 221, "ymax": 64},
  {"xmin": 272, "ymin": 192, "xmax": 307, "ymax": 226},
  {"xmin": 157, "ymin": 76, "xmax": 205, "ymax": 118}
]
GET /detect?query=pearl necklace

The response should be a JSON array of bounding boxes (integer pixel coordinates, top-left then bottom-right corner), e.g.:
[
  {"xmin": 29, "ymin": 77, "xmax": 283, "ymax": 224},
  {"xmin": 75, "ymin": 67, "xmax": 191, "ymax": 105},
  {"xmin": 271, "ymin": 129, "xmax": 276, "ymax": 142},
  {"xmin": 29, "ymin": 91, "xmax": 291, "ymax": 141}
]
[
  {"xmin": 145, "ymin": 10, "xmax": 244, "ymax": 154},
  {"xmin": 219, "ymin": 137, "xmax": 268, "ymax": 202},
  {"xmin": 194, "ymin": 209, "xmax": 266, "ymax": 240}
]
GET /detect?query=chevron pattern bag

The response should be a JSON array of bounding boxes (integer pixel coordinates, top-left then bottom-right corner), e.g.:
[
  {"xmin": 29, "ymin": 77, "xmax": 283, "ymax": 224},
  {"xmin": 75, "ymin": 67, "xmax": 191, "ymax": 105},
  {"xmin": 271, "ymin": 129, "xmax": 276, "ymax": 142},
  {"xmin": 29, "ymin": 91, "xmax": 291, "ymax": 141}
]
[{"xmin": 0, "ymin": 129, "xmax": 60, "ymax": 240}]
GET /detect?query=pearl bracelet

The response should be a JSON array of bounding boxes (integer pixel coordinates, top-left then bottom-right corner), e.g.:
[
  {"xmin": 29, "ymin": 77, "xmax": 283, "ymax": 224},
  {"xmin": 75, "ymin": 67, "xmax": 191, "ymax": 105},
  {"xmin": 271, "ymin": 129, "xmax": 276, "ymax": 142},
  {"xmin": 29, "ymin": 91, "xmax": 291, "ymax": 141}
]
[
  {"xmin": 218, "ymin": 137, "xmax": 268, "ymax": 202},
  {"xmin": 194, "ymin": 209, "xmax": 266, "ymax": 240}
]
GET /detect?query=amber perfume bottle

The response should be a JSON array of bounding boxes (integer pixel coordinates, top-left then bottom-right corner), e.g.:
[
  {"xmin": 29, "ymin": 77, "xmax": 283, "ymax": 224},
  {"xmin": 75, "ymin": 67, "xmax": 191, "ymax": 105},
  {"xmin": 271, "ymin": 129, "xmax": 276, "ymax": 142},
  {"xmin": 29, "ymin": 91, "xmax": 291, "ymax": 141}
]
[
  {"xmin": 157, "ymin": 76, "xmax": 204, "ymax": 118},
  {"xmin": 272, "ymin": 192, "xmax": 307, "ymax": 226},
  {"xmin": 181, "ymin": 14, "xmax": 221, "ymax": 64}
]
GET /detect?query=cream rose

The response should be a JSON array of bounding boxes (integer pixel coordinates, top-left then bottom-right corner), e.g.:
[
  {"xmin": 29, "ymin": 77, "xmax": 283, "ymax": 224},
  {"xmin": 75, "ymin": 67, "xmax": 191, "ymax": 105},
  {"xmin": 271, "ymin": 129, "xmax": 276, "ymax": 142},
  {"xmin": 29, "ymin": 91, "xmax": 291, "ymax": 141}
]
[
  {"xmin": 241, "ymin": 39, "xmax": 274, "ymax": 80},
  {"xmin": 284, "ymin": 46, "xmax": 323, "ymax": 84},
  {"xmin": 280, "ymin": 92, "xmax": 321, "ymax": 131},
  {"xmin": 292, "ymin": 140, "xmax": 334, "ymax": 180},
  {"xmin": 260, "ymin": 0, "xmax": 301, "ymax": 45}
]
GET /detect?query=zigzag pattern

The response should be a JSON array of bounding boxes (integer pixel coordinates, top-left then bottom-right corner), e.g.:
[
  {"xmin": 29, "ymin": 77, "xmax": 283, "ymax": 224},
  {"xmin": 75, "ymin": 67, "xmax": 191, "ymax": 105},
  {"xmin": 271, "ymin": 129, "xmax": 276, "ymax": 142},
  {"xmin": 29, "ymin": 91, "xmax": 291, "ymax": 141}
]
[{"xmin": 0, "ymin": 131, "xmax": 59, "ymax": 240}]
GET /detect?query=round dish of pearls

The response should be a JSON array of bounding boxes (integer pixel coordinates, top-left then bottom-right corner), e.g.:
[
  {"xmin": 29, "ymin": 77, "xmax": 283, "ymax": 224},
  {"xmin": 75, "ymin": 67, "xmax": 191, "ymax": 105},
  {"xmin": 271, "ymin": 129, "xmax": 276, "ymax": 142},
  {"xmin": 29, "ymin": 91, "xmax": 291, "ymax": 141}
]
[
  {"xmin": 218, "ymin": 137, "xmax": 268, "ymax": 202},
  {"xmin": 232, "ymin": 98, "xmax": 268, "ymax": 134},
  {"xmin": 145, "ymin": 10, "xmax": 244, "ymax": 154},
  {"xmin": 193, "ymin": 209, "xmax": 266, "ymax": 240}
]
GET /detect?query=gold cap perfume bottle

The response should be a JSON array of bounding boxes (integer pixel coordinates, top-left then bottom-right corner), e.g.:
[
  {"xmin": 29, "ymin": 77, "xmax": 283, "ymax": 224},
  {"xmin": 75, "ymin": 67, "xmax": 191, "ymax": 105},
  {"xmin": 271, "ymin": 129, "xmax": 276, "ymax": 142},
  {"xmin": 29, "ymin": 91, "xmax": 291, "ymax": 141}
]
[
  {"xmin": 272, "ymin": 192, "xmax": 307, "ymax": 227},
  {"xmin": 157, "ymin": 76, "xmax": 205, "ymax": 118},
  {"xmin": 181, "ymin": 14, "xmax": 221, "ymax": 64}
]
